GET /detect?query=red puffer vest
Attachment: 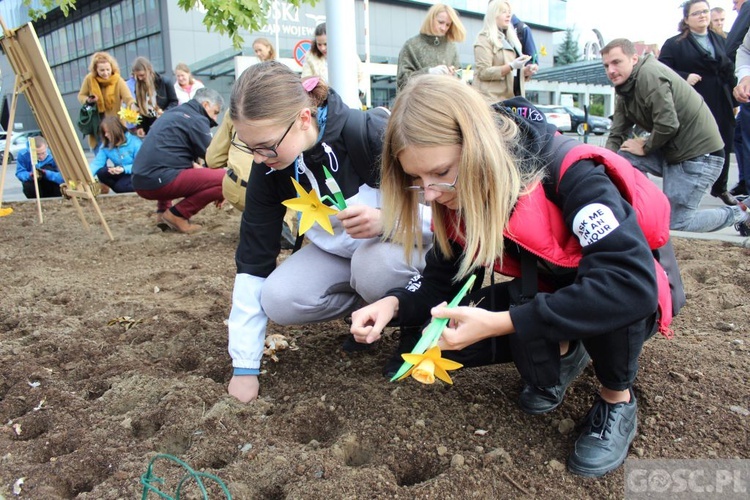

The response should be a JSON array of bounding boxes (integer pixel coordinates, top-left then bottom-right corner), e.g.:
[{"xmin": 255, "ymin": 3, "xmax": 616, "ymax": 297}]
[{"xmin": 452, "ymin": 138, "xmax": 678, "ymax": 338}]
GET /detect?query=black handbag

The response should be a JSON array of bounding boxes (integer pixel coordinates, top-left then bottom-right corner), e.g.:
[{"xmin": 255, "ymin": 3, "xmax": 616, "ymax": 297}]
[{"xmin": 77, "ymin": 103, "xmax": 101, "ymax": 137}]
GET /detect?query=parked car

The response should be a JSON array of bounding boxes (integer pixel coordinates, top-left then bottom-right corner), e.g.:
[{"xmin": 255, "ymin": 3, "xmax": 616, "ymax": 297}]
[
  {"xmin": 562, "ymin": 106, "xmax": 612, "ymax": 136},
  {"xmin": 536, "ymin": 105, "xmax": 572, "ymax": 133},
  {"xmin": 0, "ymin": 130, "xmax": 43, "ymax": 162}
]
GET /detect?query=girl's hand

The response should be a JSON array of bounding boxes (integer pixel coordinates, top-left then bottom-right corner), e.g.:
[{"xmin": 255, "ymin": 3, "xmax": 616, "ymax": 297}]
[
  {"xmin": 350, "ymin": 296, "xmax": 399, "ymax": 344},
  {"xmin": 228, "ymin": 375, "xmax": 259, "ymax": 403},
  {"xmin": 336, "ymin": 205, "xmax": 383, "ymax": 239},
  {"xmin": 108, "ymin": 166, "xmax": 124, "ymax": 175},
  {"xmin": 431, "ymin": 303, "xmax": 513, "ymax": 351}
]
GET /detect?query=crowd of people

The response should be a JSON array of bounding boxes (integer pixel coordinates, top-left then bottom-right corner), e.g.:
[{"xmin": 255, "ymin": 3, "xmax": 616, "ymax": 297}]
[{"xmin": 9, "ymin": 0, "xmax": 750, "ymax": 480}]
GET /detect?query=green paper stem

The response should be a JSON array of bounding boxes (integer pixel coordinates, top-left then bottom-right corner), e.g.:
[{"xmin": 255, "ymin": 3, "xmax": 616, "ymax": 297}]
[
  {"xmin": 323, "ymin": 165, "xmax": 347, "ymax": 210},
  {"xmin": 390, "ymin": 274, "xmax": 477, "ymax": 382}
]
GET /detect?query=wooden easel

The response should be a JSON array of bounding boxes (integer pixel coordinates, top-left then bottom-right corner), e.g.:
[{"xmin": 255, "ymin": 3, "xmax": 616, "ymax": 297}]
[{"xmin": 0, "ymin": 16, "xmax": 113, "ymax": 240}]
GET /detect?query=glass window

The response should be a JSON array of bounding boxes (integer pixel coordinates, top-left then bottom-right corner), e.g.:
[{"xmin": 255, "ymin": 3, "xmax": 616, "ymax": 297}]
[
  {"xmin": 49, "ymin": 30, "xmax": 60, "ymax": 65},
  {"xmin": 75, "ymin": 20, "xmax": 85, "ymax": 58},
  {"xmin": 114, "ymin": 46, "xmax": 128, "ymax": 74},
  {"xmin": 146, "ymin": 0, "xmax": 160, "ymax": 34},
  {"xmin": 111, "ymin": 3, "xmax": 123, "ymax": 44},
  {"xmin": 53, "ymin": 66, "xmax": 63, "ymax": 92},
  {"xmin": 121, "ymin": 0, "xmax": 135, "ymax": 41},
  {"xmin": 82, "ymin": 17, "xmax": 93, "ymax": 55},
  {"xmin": 136, "ymin": 37, "xmax": 149, "ymax": 61},
  {"xmin": 149, "ymin": 34, "xmax": 164, "ymax": 73},
  {"xmin": 125, "ymin": 41, "xmax": 138, "ymax": 73},
  {"xmin": 91, "ymin": 13, "xmax": 103, "ymax": 49},
  {"xmin": 62, "ymin": 63, "xmax": 71, "ymax": 95},
  {"xmin": 134, "ymin": 0, "xmax": 147, "ymax": 37},
  {"xmin": 66, "ymin": 25, "xmax": 76, "ymax": 61},
  {"xmin": 78, "ymin": 59, "xmax": 89, "ymax": 87},
  {"xmin": 100, "ymin": 7, "xmax": 113, "ymax": 48},
  {"xmin": 58, "ymin": 27, "xmax": 69, "ymax": 62}
]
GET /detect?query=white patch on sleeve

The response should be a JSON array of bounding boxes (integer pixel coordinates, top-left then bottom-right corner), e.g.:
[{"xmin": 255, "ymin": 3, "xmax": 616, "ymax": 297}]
[{"xmin": 572, "ymin": 203, "xmax": 620, "ymax": 247}]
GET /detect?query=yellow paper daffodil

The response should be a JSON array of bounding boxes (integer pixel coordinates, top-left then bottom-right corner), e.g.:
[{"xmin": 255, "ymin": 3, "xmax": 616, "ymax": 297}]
[
  {"xmin": 540, "ymin": 45, "xmax": 548, "ymax": 57},
  {"xmin": 281, "ymin": 178, "xmax": 338, "ymax": 235},
  {"xmin": 397, "ymin": 346, "xmax": 463, "ymax": 385},
  {"xmin": 118, "ymin": 107, "xmax": 142, "ymax": 126}
]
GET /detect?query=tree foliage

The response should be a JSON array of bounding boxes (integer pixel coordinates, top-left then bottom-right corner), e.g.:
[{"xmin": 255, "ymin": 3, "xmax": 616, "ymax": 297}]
[
  {"xmin": 23, "ymin": 0, "xmax": 317, "ymax": 48},
  {"xmin": 555, "ymin": 28, "xmax": 581, "ymax": 66}
]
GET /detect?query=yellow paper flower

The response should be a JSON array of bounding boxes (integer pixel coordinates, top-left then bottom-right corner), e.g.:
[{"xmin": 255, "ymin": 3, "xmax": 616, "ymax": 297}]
[
  {"xmin": 118, "ymin": 107, "xmax": 142, "ymax": 126},
  {"xmin": 540, "ymin": 45, "xmax": 548, "ymax": 57},
  {"xmin": 398, "ymin": 346, "xmax": 463, "ymax": 385},
  {"xmin": 281, "ymin": 178, "xmax": 338, "ymax": 235}
]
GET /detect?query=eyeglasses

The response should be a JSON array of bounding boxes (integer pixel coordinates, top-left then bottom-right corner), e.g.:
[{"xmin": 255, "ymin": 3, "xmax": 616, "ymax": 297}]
[
  {"xmin": 405, "ymin": 171, "xmax": 459, "ymax": 193},
  {"xmin": 689, "ymin": 9, "xmax": 710, "ymax": 17},
  {"xmin": 231, "ymin": 119, "xmax": 296, "ymax": 158}
]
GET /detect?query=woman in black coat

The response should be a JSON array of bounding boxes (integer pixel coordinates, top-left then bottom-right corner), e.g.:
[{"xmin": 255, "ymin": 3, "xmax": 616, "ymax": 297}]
[{"xmin": 660, "ymin": 0, "xmax": 736, "ymax": 205}]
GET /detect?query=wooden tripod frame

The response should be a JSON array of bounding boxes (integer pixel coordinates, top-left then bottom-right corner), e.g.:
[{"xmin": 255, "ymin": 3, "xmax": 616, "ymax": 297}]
[{"xmin": 0, "ymin": 16, "xmax": 113, "ymax": 240}]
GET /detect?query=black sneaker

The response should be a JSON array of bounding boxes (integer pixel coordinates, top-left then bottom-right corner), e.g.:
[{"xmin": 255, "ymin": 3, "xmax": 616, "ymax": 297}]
[
  {"xmin": 518, "ymin": 341, "xmax": 590, "ymax": 415},
  {"xmin": 567, "ymin": 389, "xmax": 637, "ymax": 477},
  {"xmin": 382, "ymin": 327, "xmax": 421, "ymax": 378},
  {"xmin": 341, "ymin": 334, "xmax": 373, "ymax": 353}
]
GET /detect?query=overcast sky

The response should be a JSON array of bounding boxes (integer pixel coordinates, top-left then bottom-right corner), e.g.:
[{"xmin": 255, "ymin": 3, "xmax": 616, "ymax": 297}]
[{"xmin": 565, "ymin": 0, "xmax": 740, "ymax": 48}]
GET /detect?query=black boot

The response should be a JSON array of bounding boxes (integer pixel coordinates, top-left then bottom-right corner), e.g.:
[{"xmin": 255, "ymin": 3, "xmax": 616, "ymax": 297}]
[{"xmin": 730, "ymin": 181, "xmax": 748, "ymax": 197}]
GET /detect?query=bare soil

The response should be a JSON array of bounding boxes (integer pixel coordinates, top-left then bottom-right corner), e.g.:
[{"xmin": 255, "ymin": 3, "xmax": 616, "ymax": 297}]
[{"xmin": 0, "ymin": 195, "xmax": 748, "ymax": 499}]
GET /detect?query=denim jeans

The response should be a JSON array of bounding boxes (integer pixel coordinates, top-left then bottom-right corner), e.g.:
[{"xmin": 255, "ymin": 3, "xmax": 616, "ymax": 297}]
[{"xmin": 618, "ymin": 150, "xmax": 734, "ymax": 233}]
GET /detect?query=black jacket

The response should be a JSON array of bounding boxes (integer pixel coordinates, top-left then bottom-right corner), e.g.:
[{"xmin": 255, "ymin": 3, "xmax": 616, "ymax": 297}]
[
  {"xmin": 727, "ymin": 2, "xmax": 750, "ymax": 62},
  {"xmin": 388, "ymin": 102, "xmax": 659, "ymax": 345},
  {"xmin": 659, "ymin": 32, "xmax": 735, "ymax": 143},
  {"xmin": 235, "ymin": 90, "xmax": 388, "ymax": 278},
  {"xmin": 132, "ymin": 99, "xmax": 215, "ymax": 190}
]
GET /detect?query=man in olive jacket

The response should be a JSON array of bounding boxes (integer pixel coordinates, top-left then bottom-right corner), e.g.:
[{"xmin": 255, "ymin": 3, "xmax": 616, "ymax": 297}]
[{"xmin": 602, "ymin": 38, "xmax": 749, "ymax": 234}]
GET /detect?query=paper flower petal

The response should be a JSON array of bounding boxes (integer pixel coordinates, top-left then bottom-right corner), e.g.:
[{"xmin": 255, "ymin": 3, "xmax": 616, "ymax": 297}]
[{"xmin": 281, "ymin": 178, "xmax": 337, "ymax": 235}]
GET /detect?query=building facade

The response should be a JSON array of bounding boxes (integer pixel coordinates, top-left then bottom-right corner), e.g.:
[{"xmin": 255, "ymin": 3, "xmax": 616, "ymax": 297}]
[{"xmin": 0, "ymin": 0, "xmax": 567, "ymax": 133}]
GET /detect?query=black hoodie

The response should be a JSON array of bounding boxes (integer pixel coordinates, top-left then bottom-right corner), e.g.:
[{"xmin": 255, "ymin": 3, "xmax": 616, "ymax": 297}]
[
  {"xmin": 235, "ymin": 89, "xmax": 388, "ymax": 278},
  {"xmin": 387, "ymin": 97, "xmax": 659, "ymax": 351}
]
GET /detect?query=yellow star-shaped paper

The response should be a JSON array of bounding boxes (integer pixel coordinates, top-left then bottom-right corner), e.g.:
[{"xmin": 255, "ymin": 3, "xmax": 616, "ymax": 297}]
[
  {"xmin": 281, "ymin": 178, "xmax": 338, "ymax": 235},
  {"xmin": 397, "ymin": 346, "xmax": 463, "ymax": 385},
  {"xmin": 118, "ymin": 107, "xmax": 142, "ymax": 126}
]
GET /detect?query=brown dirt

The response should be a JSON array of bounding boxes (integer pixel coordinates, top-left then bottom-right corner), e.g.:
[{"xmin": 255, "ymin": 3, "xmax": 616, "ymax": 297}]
[{"xmin": 0, "ymin": 194, "xmax": 748, "ymax": 499}]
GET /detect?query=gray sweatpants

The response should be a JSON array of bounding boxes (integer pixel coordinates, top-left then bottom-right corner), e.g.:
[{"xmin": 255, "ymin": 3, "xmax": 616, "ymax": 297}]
[{"xmin": 261, "ymin": 239, "xmax": 428, "ymax": 325}]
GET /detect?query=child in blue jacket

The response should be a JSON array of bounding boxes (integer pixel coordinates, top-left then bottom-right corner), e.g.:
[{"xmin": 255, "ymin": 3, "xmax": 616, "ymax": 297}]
[
  {"xmin": 90, "ymin": 116, "xmax": 142, "ymax": 193},
  {"xmin": 15, "ymin": 136, "xmax": 63, "ymax": 198}
]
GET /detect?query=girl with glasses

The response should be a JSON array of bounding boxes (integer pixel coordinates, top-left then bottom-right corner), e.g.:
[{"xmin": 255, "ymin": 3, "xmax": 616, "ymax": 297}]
[
  {"xmin": 226, "ymin": 61, "xmax": 432, "ymax": 403},
  {"xmin": 350, "ymin": 75, "xmax": 683, "ymax": 478}
]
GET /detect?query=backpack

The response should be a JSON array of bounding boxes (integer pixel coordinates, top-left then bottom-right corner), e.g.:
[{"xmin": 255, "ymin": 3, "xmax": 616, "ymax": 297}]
[{"xmin": 77, "ymin": 103, "xmax": 101, "ymax": 137}]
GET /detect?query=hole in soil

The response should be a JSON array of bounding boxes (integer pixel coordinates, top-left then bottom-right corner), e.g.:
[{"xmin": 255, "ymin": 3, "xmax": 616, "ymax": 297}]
[
  {"xmin": 292, "ymin": 406, "xmax": 339, "ymax": 445},
  {"xmin": 258, "ymin": 484, "xmax": 286, "ymax": 500},
  {"xmin": 12, "ymin": 413, "xmax": 49, "ymax": 441},
  {"xmin": 156, "ymin": 430, "xmax": 192, "ymax": 456},
  {"xmin": 389, "ymin": 449, "xmax": 445, "ymax": 487},
  {"xmin": 343, "ymin": 439, "xmax": 374, "ymax": 467},
  {"xmin": 132, "ymin": 410, "xmax": 165, "ymax": 439},
  {"xmin": 83, "ymin": 380, "xmax": 112, "ymax": 400},
  {"xmin": 174, "ymin": 348, "xmax": 202, "ymax": 372},
  {"xmin": 33, "ymin": 432, "xmax": 78, "ymax": 463}
]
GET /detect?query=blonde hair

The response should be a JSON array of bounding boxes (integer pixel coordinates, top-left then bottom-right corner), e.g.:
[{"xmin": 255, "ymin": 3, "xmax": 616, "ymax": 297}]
[
  {"xmin": 89, "ymin": 52, "xmax": 120, "ymax": 76},
  {"xmin": 382, "ymin": 75, "xmax": 526, "ymax": 280},
  {"xmin": 478, "ymin": 0, "xmax": 523, "ymax": 53},
  {"xmin": 131, "ymin": 56, "xmax": 156, "ymax": 116},
  {"xmin": 230, "ymin": 61, "xmax": 329, "ymax": 126},
  {"xmin": 252, "ymin": 37, "xmax": 276, "ymax": 61},
  {"xmin": 174, "ymin": 62, "xmax": 194, "ymax": 85},
  {"xmin": 419, "ymin": 4, "xmax": 466, "ymax": 43}
]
